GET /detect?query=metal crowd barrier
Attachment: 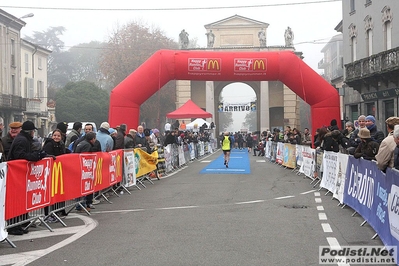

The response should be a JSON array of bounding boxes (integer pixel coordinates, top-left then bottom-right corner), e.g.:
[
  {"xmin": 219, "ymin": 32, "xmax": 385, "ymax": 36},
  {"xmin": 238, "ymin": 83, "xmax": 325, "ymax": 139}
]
[{"xmin": 2, "ymin": 141, "xmax": 215, "ymax": 248}]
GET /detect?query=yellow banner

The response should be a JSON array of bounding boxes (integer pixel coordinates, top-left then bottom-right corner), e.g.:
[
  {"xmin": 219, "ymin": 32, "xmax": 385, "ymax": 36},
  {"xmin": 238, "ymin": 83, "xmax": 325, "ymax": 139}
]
[
  {"xmin": 134, "ymin": 149, "xmax": 158, "ymax": 177},
  {"xmin": 282, "ymin": 143, "xmax": 296, "ymax": 169}
]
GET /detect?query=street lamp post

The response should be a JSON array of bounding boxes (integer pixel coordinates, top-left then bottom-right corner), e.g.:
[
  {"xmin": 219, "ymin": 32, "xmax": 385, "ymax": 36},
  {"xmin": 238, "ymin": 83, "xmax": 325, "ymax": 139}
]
[{"xmin": 6, "ymin": 13, "xmax": 34, "ymax": 34}]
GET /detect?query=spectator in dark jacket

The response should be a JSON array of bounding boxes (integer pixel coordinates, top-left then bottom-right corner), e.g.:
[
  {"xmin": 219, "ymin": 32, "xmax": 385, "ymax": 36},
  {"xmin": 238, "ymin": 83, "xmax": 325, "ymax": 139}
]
[
  {"xmin": 134, "ymin": 125, "xmax": 148, "ymax": 149},
  {"xmin": 365, "ymin": 115, "xmax": 385, "ymax": 144},
  {"xmin": 2, "ymin": 121, "xmax": 22, "ymax": 160},
  {"xmin": 348, "ymin": 115, "xmax": 367, "ymax": 155},
  {"xmin": 114, "ymin": 124, "xmax": 127, "ymax": 149},
  {"xmin": 354, "ymin": 128, "xmax": 379, "ymax": 160},
  {"xmin": 72, "ymin": 123, "xmax": 101, "ymax": 152},
  {"xmin": 7, "ymin": 121, "xmax": 46, "ymax": 235},
  {"xmin": 124, "ymin": 129, "xmax": 137, "ymax": 149},
  {"xmin": 329, "ymin": 119, "xmax": 339, "ymax": 131},
  {"xmin": 8, "ymin": 121, "xmax": 45, "ymax": 161},
  {"xmin": 42, "ymin": 129, "xmax": 66, "ymax": 156},
  {"xmin": 42, "ymin": 128, "xmax": 67, "ymax": 219},
  {"xmin": 164, "ymin": 130, "xmax": 176, "ymax": 146}
]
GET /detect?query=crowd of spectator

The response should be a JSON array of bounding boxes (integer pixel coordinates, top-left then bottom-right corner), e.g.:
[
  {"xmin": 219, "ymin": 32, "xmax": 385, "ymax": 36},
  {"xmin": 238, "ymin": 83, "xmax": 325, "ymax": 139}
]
[{"xmin": 219, "ymin": 114, "xmax": 399, "ymax": 176}]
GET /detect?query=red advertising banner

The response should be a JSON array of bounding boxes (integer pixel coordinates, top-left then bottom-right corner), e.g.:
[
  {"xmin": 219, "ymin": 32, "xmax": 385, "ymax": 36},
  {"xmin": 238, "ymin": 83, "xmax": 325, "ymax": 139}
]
[
  {"xmin": 26, "ymin": 158, "xmax": 52, "ymax": 211},
  {"xmin": 5, "ymin": 150, "xmax": 123, "ymax": 219}
]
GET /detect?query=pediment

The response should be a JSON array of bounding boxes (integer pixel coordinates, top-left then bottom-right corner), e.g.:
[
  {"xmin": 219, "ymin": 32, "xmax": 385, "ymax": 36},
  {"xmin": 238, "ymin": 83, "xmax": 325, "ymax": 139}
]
[{"xmin": 205, "ymin": 14, "xmax": 269, "ymax": 29}]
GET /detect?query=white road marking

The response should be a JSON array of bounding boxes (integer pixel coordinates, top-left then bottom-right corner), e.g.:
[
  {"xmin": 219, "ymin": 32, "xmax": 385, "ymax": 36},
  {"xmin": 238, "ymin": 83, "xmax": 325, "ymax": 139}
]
[
  {"xmin": 256, "ymin": 160, "xmax": 266, "ymax": 162},
  {"xmin": 156, "ymin": 206, "xmax": 199, "ymax": 210},
  {"xmin": 314, "ymin": 192, "xmax": 321, "ymax": 196},
  {"xmin": 201, "ymin": 160, "xmax": 211, "ymax": 163},
  {"xmin": 235, "ymin": 200, "xmax": 265, "ymax": 205},
  {"xmin": 274, "ymin": 195, "xmax": 295, "ymax": 200},
  {"xmin": 317, "ymin": 206, "xmax": 324, "ymax": 211},
  {"xmin": 321, "ymin": 223, "xmax": 333, "ymax": 232},
  {"xmin": 315, "ymin": 198, "xmax": 322, "ymax": 203},
  {"xmin": 326, "ymin": 237, "xmax": 341, "ymax": 249},
  {"xmin": 318, "ymin": 213, "xmax": 327, "ymax": 220},
  {"xmin": 5, "ymin": 224, "xmax": 86, "ymax": 242},
  {"xmin": 0, "ymin": 214, "xmax": 97, "ymax": 266},
  {"xmin": 301, "ymin": 189, "xmax": 316, "ymax": 195},
  {"xmin": 94, "ymin": 209, "xmax": 145, "ymax": 214}
]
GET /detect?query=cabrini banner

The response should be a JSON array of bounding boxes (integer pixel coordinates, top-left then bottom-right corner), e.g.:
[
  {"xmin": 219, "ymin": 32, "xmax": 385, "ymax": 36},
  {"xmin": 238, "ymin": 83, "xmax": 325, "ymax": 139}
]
[{"xmin": 218, "ymin": 102, "xmax": 256, "ymax": 112}]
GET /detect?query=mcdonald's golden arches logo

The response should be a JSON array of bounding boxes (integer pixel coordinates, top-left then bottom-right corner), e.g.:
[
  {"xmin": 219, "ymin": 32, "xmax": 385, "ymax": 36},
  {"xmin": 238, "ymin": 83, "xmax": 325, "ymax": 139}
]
[
  {"xmin": 96, "ymin": 158, "xmax": 103, "ymax": 185},
  {"xmin": 51, "ymin": 162, "xmax": 64, "ymax": 197},
  {"xmin": 253, "ymin": 59, "xmax": 266, "ymax": 70},
  {"xmin": 207, "ymin": 59, "xmax": 220, "ymax": 71},
  {"xmin": 116, "ymin": 154, "xmax": 121, "ymax": 177}
]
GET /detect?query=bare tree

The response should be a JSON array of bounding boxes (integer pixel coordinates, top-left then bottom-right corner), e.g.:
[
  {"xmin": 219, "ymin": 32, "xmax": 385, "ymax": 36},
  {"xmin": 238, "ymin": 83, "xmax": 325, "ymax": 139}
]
[{"xmin": 100, "ymin": 21, "xmax": 178, "ymax": 128}]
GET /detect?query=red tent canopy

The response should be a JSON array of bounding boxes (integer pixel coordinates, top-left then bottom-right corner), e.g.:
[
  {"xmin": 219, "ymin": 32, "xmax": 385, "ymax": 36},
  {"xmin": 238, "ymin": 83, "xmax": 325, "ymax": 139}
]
[{"xmin": 166, "ymin": 99, "xmax": 212, "ymax": 119}]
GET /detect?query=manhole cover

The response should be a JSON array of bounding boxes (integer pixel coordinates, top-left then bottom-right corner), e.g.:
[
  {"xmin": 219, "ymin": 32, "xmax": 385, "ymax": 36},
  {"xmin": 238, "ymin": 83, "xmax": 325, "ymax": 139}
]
[{"xmin": 284, "ymin": 204, "xmax": 308, "ymax": 209}]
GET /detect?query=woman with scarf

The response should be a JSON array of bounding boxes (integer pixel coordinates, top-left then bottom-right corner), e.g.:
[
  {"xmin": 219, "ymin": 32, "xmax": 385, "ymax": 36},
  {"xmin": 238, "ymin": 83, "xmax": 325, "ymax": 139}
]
[
  {"xmin": 42, "ymin": 129, "xmax": 67, "ymax": 222},
  {"xmin": 365, "ymin": 115, "xmax": 385, "ymax": 144}
]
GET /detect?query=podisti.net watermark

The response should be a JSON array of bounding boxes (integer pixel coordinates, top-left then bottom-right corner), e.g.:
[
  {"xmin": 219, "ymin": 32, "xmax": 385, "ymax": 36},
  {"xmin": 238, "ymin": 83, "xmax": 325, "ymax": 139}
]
[{"xmin": 319, "ymin": 246, "xmax": 397, "ymax": 264}]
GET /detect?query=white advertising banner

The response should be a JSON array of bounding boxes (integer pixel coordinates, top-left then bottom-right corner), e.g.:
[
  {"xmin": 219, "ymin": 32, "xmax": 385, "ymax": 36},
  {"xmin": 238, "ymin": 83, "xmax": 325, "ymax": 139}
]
[
  {"xmin": 321, "ymin": 151, "xmax": 339, "ymax": 192},
  {"xmin": 123, "ymin": 149, "xmax": 136, "ymax": 187},
  {"xmin": 0, "ymin": 162, "xmax": 8, "ymax": 241},
  {"xmin": 332, "ymin": 153, "xmax": 349, "ymax": 203},
  {"xmin": 164, "ymin": 145, "xmax": 173, "ymax": 173},
  {"xmin": 178, "ymin": 145, "xmax": 186, "ymax": 167},
  {"xmin": 296, "ymin": 145, "xmax": 303, "ymax": 167},
  {"xmin": 265, "ymin": 141, "xmax": 271, "ymax": 159},
  {"xmin": 299, "ymin": 146, "xmax": 316, "ymax": 179}
]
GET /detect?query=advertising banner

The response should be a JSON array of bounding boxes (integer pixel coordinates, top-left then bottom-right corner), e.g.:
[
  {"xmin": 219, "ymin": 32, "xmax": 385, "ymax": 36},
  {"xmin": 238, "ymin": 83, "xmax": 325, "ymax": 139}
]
[
  {"xmin": 386, "ymin": 168, "xmax": 399, "ymax": 258},
  {"xmin": 343, "ymin": 157, "xmax": 383, "ymax": 238},
  {"xmin": 296, "ymin": 144, "xmax": 303, "ymax": 168},
  {"xmin": 270, "ymin": 142, "xmax": 277, "ymax": 162},
  {"xmin": 0, "ymin": 162, "xmax": 7, "ymax": 241},
  {"xmin": 5, "ymin": 151, "xmax": 123, "ymax": 220},
  {"xmin": 332, "ymin": 153, "xmax": 349, "ymax": 203},
  {"xmin": 282, "ymin": 143, "xmax": 296, "ymax": 169},
  {"xmin": 315, "ymin": 149, "xmax": 324, "ymax": 179},
  {"xmin": 123, "ymin": 149, "xmax": 136, "ymax": 187},
  {"xmin": 265, "ymin": 141, "xmax": 271, "ymax": 159},
  {"xmin": 299, "ymin": 146, "xmax": 315, "ymax": 179},
  {"xmin": 164, "ymin": 145, "xmax": 173, "ymax": 173},
  {"xmin": 276, "ymin": 142, "xmax": 284, "ymax": 164},
  {"xmin": 321, "ymin": 151, "xmax": 339, "ymax": 193},
  {"xmin": 134, "ymin": 149, "xmax": 158, "ymax": 177}
]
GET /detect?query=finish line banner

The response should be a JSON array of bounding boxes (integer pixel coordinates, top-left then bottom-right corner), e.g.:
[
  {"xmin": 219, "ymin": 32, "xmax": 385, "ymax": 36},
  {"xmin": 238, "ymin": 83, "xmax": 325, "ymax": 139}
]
[{"xmin": 218, "ymin": 102, "xmax": 256, "ymax": 112}]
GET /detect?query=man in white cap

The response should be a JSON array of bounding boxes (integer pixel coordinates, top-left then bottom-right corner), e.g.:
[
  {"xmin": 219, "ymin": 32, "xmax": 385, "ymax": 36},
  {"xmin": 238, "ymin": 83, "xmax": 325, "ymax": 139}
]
[{"xmin": 96, "ymin": 122, "xmax": 114, "ymax": 152}]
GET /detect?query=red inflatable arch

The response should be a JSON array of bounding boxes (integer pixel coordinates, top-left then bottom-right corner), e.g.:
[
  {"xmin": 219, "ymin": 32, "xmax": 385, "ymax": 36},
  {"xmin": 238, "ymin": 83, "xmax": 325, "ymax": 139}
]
[{"xmin": 109, "ymin": 49, "xmax": 340, "ymax": 133}]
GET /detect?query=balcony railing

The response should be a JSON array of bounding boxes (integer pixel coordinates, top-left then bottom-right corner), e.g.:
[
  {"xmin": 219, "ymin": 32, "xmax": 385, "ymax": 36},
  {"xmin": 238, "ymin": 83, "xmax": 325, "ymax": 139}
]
[
  {"xmin": 318, "ymin": 58, "xmax": 326, "ymax": 69},
  {"xmin": 25, "ymin": 98, "xmax": 42, "ymax": 113},
  {"xmin": 0, "ymin": 94, "xmax": 26, "ymax": 111},
  {"xmin": 345, "ymin": 47, "xmax": 399, "ymax": 83}
]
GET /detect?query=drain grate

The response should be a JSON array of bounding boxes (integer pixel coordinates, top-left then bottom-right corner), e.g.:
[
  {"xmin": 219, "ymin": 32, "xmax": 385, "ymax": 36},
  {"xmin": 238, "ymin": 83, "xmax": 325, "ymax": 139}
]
[{"xmin": 284, "ymin": 204, "xmax": 308, "ymax": 209}]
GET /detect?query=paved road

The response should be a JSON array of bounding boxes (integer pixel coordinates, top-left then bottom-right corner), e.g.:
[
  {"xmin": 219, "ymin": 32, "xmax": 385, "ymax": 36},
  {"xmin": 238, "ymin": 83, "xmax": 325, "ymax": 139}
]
[{"xmin": 0, "ymin": 150, "xmax": 391, "ymax": 266}]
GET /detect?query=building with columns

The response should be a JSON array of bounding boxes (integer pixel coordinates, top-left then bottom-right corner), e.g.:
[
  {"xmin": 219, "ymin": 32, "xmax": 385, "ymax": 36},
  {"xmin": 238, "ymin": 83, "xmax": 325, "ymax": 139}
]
[{"xmin": 174, "ymin": 15, "xmax": 308, "ymax": 134}]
